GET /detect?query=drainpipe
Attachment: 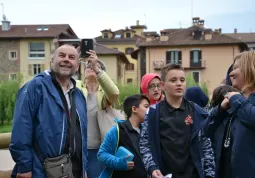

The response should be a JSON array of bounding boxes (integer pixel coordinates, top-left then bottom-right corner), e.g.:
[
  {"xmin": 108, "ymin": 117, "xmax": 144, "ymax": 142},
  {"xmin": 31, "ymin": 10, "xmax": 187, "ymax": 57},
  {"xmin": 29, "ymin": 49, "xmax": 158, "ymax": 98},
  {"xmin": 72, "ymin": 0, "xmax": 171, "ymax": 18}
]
[
  {"xmin": 148, "ymin": 48, "xmax": 151, "ymax": 73},
  {"xmin": 232, "ymin": 46, "xmax": 235, "ymax": 62}
]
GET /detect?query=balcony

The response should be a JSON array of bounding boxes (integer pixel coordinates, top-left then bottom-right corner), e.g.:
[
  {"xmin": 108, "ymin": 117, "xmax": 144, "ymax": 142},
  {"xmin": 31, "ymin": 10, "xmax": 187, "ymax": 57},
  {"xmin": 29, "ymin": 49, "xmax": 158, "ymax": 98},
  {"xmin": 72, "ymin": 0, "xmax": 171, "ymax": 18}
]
[
  {"xmin": 189, "ymin": 59, "xmax": 206, "ymax": 69},
  {"xmin": 153, "ymin": 61, "xmax": 165, "ymax": 70}
]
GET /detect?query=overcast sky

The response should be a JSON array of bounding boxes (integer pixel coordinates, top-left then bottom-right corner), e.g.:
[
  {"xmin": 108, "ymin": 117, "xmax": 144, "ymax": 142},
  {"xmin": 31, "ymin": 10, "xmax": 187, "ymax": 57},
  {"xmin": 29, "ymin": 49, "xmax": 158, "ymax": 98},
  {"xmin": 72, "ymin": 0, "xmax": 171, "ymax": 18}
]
[{"xmin": 1, "ymin": 0, "xmax": 254, "ymax": 38}]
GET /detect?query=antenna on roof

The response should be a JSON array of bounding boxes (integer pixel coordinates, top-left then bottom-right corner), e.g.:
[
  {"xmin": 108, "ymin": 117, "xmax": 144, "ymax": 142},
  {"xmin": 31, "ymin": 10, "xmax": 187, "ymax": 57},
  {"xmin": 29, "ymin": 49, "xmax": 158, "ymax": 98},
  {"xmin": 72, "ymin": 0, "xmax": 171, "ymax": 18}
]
[
  {"xmin": 191, "ymin": 0, "xmax": 194, "ymax": 25},
  {"xmin": 143, "ymin": 14, "xmax": 147, "ymax": 26},
  {"xmin": 0, "ymin": 3, "xmax": 7, "ymax": 21}
]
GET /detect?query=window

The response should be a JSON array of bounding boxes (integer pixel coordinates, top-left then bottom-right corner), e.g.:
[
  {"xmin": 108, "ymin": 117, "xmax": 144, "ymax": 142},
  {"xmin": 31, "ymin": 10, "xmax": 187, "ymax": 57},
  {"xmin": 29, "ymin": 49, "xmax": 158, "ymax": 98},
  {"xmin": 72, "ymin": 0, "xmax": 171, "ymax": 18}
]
[
  {"xmin": 125, "ymin": 47, "xmax": 134, "ymax": 54},
  {"xmin": 127, "ymin": 78, "xmax": 133, "ymax": 83},
  {"xmin": 192, "ymin": 71, "xmax": 200, "ymax": 83},
  {"xmin": 166, "ymin": 50, "xmax": 182, "ymax": 64},
  {"xmin": 125, "ymin": 63, "xmax": 134, "ymax": 70},
  {"xmin": 194, "ymin": 30, "xmax": 202, "ymax": 40},
  {"xmin": 190, "ymin": 49, "xmax": 202, "ymax": 67},
  {"xmin": 103, "ymin": 33, "xmax": 109, "ymax": 39},
  {"xmin": 193, "ymin": 50, "xmax": 199, "ymax": 63},
  {"xmin": 115, "ymin": 34, "xmax": 121, "ymax": 38},
  {"xmin": 126, "ymin": 33, "xmax": 131, "ymax": 38},
  {"xmin": 28, "ymin": 64, "xmax": 45, "ymax": 76},
  {"xmin": 9, "ymin": 50, "xmax": 17, "ymax": 60},
  {"xmin": 9, "ymin": 73, "xmax": 17, "ymax": 80},
  {"xmin": 29, "ymin": 43, "xmax": 45, "ymax": 59}
]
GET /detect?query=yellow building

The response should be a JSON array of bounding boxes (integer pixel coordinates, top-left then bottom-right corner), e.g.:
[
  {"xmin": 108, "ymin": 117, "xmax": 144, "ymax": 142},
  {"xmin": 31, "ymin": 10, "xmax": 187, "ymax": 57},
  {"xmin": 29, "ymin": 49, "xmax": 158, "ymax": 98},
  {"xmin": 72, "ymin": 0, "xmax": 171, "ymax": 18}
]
[
  {"xmin": 0, "ymin": 20, "xmax": 128, "ymax": 85},
  {"xmin": 95, "ymin": 20, "xmax": 158, "ymax": 85},
  {"xmin": 131, "ymin": 17, "xmax": 248, "ymax": 95}
]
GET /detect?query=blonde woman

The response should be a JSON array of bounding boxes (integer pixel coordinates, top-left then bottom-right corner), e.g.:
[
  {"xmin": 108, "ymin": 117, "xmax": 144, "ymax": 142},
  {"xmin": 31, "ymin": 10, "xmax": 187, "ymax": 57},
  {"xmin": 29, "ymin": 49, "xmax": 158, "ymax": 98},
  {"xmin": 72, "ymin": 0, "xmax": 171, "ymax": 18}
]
[
  {"xmin": 204, "ymin": 51, "xmax": 255, "ymax": 178},
  {"xmin": 76, "ymin": 50, "xmax": 119, "ymax": 178}
]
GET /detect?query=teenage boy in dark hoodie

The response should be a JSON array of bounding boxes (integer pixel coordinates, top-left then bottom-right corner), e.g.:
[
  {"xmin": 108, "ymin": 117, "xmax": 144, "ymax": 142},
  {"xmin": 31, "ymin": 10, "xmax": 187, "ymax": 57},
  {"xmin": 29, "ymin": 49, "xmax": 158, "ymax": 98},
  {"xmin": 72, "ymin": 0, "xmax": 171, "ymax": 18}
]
[
  {"xmin": 97, "ymin": 94, "xmax": 150, "ymax": 178},
  {"xmin": 140, "ymin": 63, "xmax": 215, "ymax": 178}
]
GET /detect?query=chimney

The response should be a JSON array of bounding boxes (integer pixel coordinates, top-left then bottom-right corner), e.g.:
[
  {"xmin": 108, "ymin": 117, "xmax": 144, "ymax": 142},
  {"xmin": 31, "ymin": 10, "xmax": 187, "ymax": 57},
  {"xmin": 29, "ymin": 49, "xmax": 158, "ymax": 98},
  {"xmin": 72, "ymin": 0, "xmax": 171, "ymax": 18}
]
[
  {"xmin": 160, "ymin": 36, "xmax": 169, "ymax": 41},
  {"xmin": 234, "ymin": 28, "xmax": 237, "ymax": 33},
  {"xmin": 198, "ymin": 20, "xmax": 205, "ymax": 28},
  {"xmin": 1, "ymin": 15, "xmax": 11, "ymax": 31},
  {"xmin": 192, "ymin": 17, "xmax": 200, "ymax": 26},
  {"xmin": 136, "ymin": 20, "xmax": 139, "ymax": 26},
  {"xmin": 219, "ymin": 28, "xmax": 222, "ymax": 34}
]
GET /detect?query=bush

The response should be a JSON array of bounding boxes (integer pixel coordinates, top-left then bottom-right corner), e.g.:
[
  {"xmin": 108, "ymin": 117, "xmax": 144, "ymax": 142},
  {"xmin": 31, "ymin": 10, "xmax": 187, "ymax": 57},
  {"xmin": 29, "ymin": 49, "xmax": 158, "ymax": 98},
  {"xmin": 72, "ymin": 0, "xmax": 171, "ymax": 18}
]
[
  {"xmin": 115, "ymin": 82, "xmax": 140, "ymax": 109},
  {"xmin": 186, "ymin": 72, "xmax": 209, "ymax": 97},
  {"xmin": 0, "ymin": 74, "xmax": 22, "ymax": 125}
]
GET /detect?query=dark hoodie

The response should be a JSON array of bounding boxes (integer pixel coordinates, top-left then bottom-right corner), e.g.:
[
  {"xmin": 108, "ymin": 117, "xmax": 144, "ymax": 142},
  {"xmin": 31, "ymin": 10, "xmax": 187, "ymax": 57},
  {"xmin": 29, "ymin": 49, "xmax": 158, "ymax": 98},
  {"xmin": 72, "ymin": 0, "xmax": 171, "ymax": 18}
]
[
  {"xmin": 184, "ymin": 86, "xmax": 209, "ymax": 108},
  {"xmin": 140, "ymin": 73, "xmax": 163, "ymax": 105}
]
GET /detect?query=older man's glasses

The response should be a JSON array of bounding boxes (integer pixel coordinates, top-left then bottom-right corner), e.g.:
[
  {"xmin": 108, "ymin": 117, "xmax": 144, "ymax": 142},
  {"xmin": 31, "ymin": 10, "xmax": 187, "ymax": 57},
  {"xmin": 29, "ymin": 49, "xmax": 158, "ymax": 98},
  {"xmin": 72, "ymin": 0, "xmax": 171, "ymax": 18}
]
[{"xmin": 148, "ymin": 83, "xmax": 161, "ymax": 90}]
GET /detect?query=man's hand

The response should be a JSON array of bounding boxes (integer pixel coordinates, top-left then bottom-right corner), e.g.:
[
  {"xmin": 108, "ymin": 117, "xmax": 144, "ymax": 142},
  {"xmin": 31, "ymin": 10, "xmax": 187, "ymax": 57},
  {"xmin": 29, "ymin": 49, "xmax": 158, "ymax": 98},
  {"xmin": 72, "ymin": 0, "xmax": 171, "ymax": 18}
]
[
  {"xmin": 86, "ymin": 50, "xmax": 100, "ymax": 73},
  {"xmin": 84, "ymin": 172, "xmax": 88, "ymax": 178},
  {"xmin": 17, "ymin": 172, "xmax": 32, "ymax": 178},
  {"xmin": 152, "ymin": 169, "xmax": 164, "ymax": 178}
]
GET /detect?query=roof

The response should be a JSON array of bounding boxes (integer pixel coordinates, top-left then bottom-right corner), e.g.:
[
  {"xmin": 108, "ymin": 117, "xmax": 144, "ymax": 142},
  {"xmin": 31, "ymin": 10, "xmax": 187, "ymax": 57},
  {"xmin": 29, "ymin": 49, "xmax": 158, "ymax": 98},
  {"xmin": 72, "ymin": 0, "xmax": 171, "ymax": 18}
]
[
  {"xmin": 139, "ymin": 26, "xmax": 247, "ymax": 47},
  {"xmin": 95, "ymin": 43, "xmax": 130, "ymax": 64},
  {"xmin": 160, "ymin": 28, "xmax": 183, "ymax": 34},
  {"xmin": 224, "ymin": 33, "xmax": 255, "ymax": 43},
  {"xmin": 130, "ymin": 25, "xmax": 147, "ymax": 29},
  {"xmin": 95, "ymin": 29, "xmax": 146, "ymax": 44},
  {"xmin": 143, "ymin": 31, "xmax": 159, "ymax": 36},
  {"xmin": 0, "ymin": 24, "xmax": 77, "ymax": 38}
]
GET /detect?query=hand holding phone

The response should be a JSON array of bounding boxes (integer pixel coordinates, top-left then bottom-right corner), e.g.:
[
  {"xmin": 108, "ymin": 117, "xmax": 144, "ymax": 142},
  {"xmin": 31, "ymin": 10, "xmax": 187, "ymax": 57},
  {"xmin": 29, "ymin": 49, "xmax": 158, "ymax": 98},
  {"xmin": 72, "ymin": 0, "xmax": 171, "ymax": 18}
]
[{"xmin": 80, "ymin": 39, "xmax": 95, "ymax": 58}]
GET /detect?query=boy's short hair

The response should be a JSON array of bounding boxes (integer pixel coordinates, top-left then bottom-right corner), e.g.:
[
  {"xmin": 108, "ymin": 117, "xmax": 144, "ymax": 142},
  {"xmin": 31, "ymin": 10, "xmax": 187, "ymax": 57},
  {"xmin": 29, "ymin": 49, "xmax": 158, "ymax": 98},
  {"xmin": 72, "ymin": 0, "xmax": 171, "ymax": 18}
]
[
  {"xmin": 160, "ymin": 63, "xmax": 184, "ymax": 82},
  {"xmin": 211, "ymin": 85, "xmax": 238, "ymax": 107},
  {"xmin": 123, "ymin": 94, "xmax": 150, "ymax": 119}
]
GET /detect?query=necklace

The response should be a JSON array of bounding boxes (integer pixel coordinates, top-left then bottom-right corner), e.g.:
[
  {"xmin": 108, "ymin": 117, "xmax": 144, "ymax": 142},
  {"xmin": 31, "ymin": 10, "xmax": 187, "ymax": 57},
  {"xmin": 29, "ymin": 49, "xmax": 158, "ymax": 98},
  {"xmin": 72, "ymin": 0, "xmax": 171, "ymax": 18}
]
[{"xmin": 224, "ymin": 116, "xmax": 234, "ymax": 148}]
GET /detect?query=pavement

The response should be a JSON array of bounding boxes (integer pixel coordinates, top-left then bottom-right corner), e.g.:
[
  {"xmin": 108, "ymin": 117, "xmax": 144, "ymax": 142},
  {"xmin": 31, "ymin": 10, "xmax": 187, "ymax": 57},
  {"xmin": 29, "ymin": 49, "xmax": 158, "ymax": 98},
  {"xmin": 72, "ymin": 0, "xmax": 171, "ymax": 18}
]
[{"xmin": 0, "ymin": 149, "xmax": 14, "ymax": 171}]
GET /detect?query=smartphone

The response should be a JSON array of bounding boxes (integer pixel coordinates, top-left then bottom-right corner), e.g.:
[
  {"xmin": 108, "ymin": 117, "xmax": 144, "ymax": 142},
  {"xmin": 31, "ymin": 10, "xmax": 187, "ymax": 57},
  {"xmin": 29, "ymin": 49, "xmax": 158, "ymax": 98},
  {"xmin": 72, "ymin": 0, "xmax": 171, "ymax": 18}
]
[{"xmin": 80, "ymin": 39, "xmax": 94, "ymax": 58}]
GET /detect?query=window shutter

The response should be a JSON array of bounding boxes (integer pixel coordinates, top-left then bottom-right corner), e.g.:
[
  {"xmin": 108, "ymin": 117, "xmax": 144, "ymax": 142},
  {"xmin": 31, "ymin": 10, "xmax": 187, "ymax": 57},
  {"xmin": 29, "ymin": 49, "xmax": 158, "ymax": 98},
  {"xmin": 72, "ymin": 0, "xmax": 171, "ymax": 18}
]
[
  {"xmin": 166, "ymin": 51, "xmax": 171, "ymax": 64},
  {"xmin": 178, "ymin": 51, "xmax": 182, "ymax": 64},
  {"xmin": 198, "ymin": 50, "xmax": 202, "ymax": 60},
  {"xmin": 190, "ymin": 50, "xmax": 193, "ymax": 62},
  {"xmin": 28, "ymin": 64, "xmax": 32, "ymax": 76}
]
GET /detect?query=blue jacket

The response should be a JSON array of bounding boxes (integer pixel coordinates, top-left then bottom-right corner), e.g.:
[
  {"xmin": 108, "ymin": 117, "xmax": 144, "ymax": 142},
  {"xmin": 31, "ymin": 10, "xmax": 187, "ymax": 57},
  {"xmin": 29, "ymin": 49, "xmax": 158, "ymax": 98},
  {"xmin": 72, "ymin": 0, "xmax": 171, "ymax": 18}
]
[
  {"xmin": 97, "ymin": 119, "xmax": 129, "ymax": 178},
  {"xmin": 9, "ymin": 71, "xmax": 88, "ymax": 177},
  {"xmin": 204, "ymin": 93, "xmax": 255, "ymax": 178},
  {"xmin": 140, "ymin": 101, "xmax": 215, "ymax": 178}
]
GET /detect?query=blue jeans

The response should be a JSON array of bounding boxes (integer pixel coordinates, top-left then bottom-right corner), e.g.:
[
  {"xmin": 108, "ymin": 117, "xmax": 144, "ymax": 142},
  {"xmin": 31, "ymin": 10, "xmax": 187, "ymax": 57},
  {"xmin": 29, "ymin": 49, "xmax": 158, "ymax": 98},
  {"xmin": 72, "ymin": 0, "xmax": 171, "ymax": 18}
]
[{"xmin": 87, "ymin": 149, "xmax": 104, "ymax": 178}]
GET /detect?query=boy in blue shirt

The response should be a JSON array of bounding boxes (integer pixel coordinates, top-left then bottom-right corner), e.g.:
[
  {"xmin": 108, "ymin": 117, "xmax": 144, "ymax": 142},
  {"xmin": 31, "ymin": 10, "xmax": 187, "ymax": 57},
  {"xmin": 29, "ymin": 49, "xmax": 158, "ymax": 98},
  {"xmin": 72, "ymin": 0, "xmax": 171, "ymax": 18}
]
[{"xmin": 97, "ymin": 94, "xmax": 150, "ymax": 178}]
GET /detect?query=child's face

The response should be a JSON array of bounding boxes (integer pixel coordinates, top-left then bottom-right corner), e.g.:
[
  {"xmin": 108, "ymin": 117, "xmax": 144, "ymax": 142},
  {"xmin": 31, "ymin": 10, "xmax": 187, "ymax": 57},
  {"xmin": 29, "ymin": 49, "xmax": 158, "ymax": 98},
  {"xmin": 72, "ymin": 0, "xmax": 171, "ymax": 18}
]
[
  {"xmin": 136, "ymin": 99, "xmax": 150, "ymax": 123},
  {"xmin": 162, "ymin": 69, "xmax": 186, "ymax": 98},
  {"xmin": 147, "ymin": 78, "xmax": 162, "ymax": 101}
]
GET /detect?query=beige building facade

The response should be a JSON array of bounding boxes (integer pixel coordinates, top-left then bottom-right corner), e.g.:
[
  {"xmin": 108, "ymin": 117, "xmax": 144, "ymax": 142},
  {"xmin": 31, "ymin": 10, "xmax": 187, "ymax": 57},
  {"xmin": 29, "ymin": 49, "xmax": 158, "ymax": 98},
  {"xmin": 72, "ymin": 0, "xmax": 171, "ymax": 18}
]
[{"xmin": 132, "ymin": 17, "xmax": 247, "ymax": 95}]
